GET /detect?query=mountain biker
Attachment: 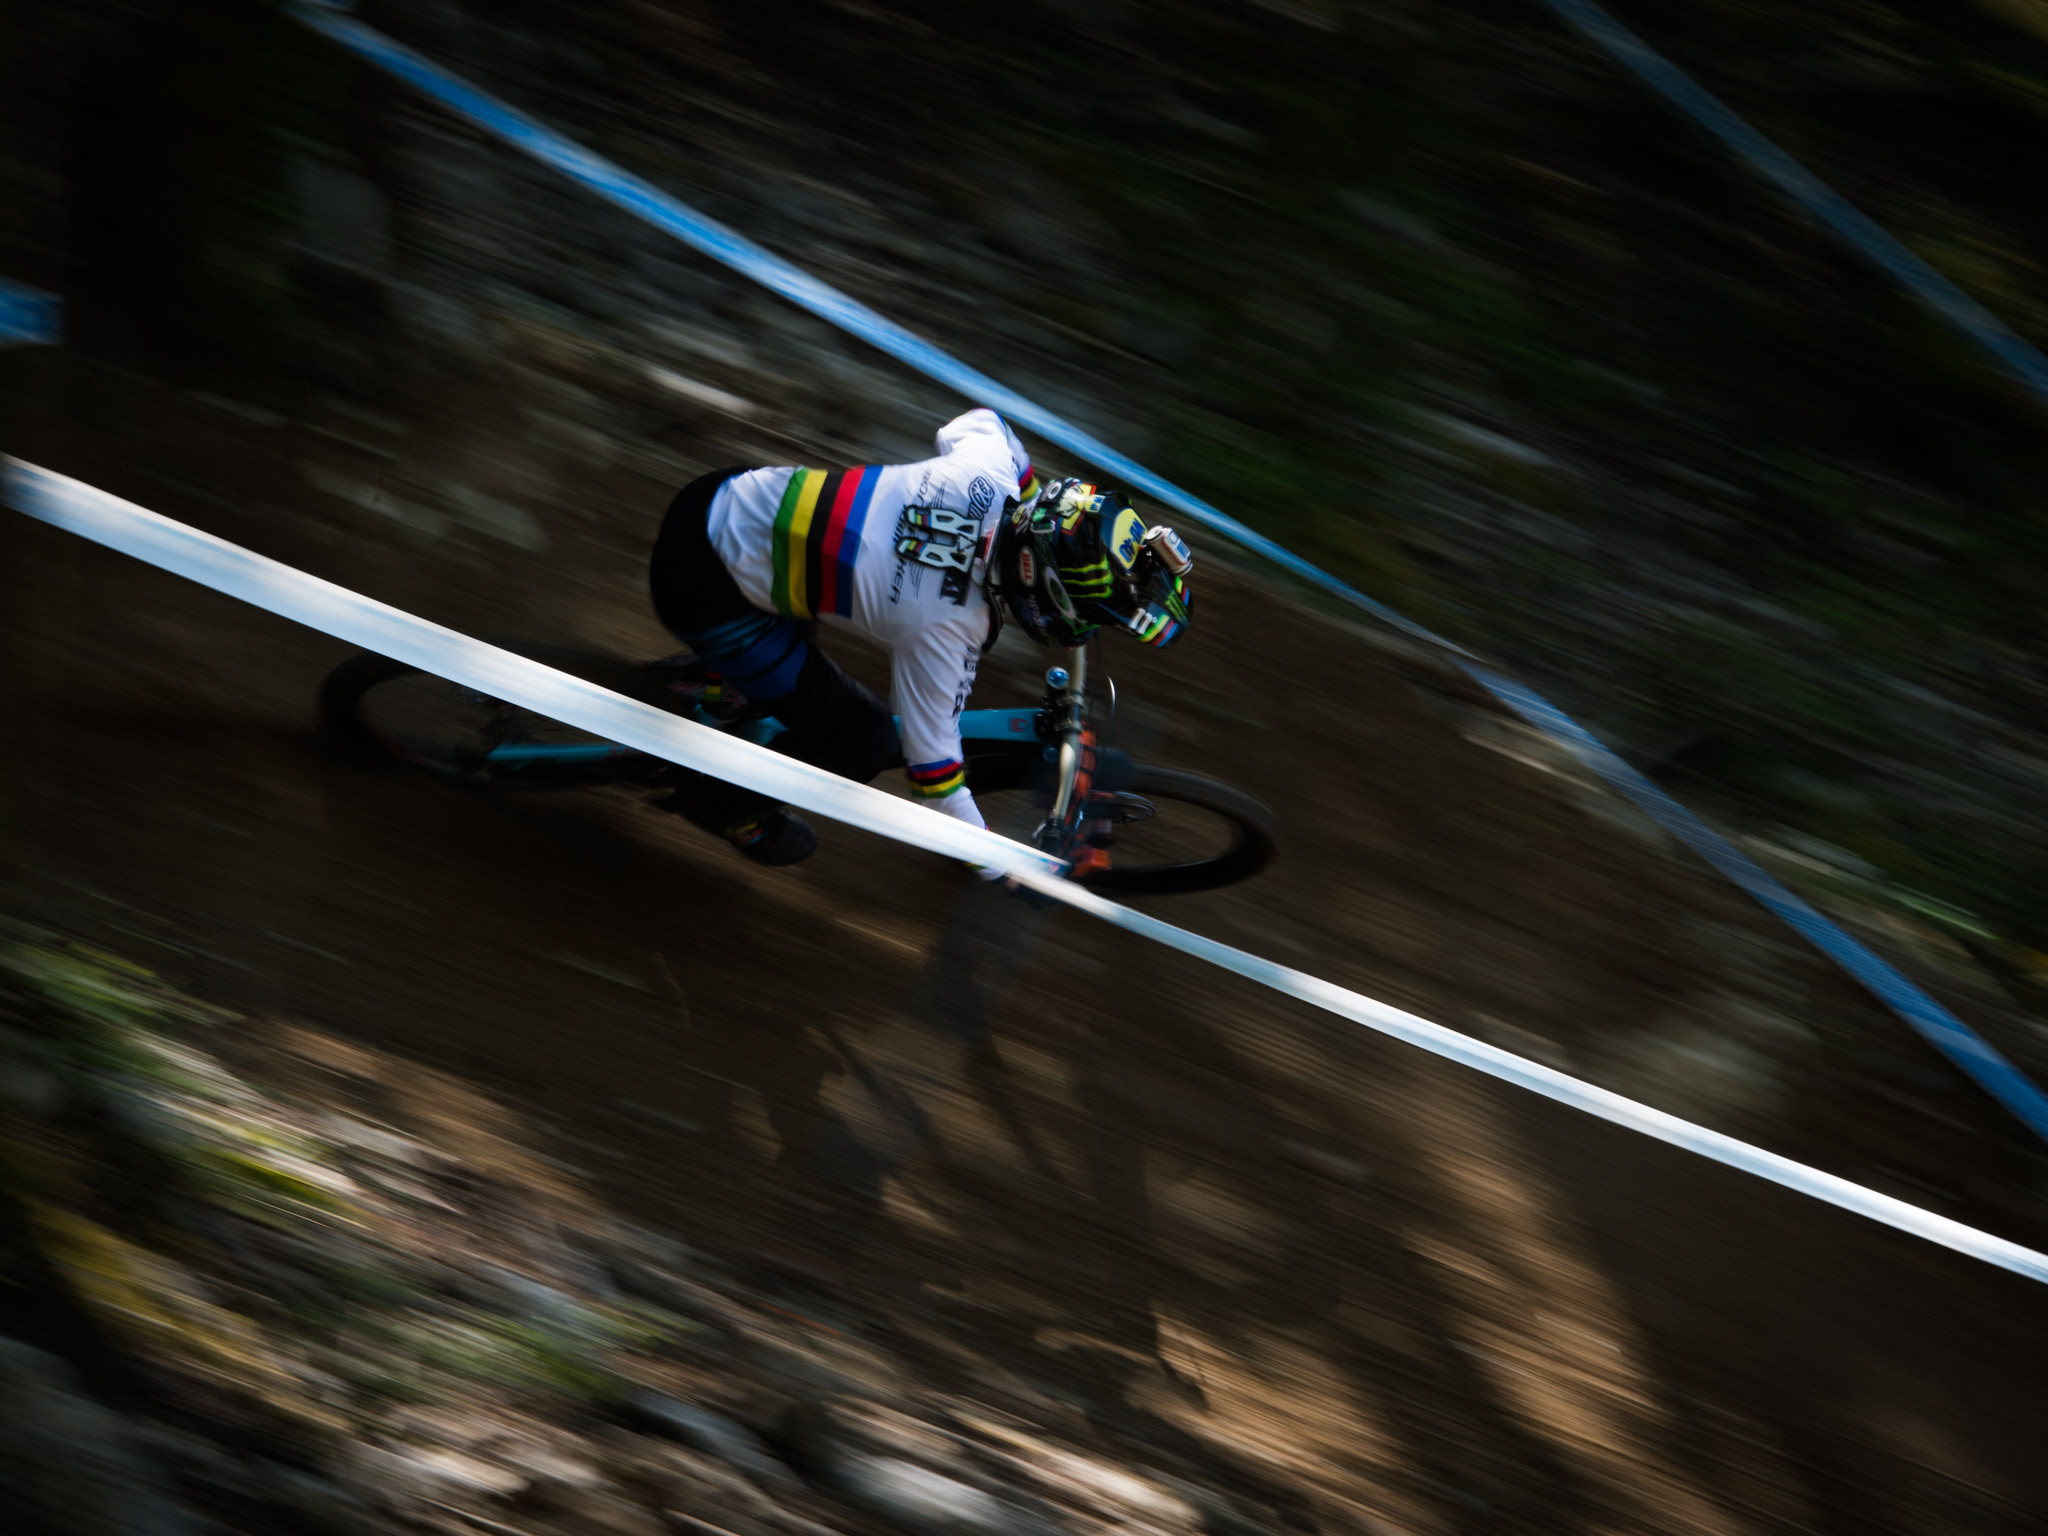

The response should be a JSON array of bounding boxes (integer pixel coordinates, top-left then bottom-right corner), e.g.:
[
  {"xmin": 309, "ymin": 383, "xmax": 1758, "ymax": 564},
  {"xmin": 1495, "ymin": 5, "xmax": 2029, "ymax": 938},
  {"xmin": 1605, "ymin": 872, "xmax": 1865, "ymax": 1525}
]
[{"xmin": 647, "ymin": 407, "xmax": 1194, "ymax": 865}]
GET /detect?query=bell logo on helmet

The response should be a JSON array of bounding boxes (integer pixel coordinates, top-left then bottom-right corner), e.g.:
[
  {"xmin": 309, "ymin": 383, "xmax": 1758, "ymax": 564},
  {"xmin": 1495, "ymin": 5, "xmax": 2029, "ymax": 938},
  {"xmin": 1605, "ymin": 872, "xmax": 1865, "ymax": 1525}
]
[{"xmin": 1017, "ymin": 544, "xmax": 1037, "ymax": 586}]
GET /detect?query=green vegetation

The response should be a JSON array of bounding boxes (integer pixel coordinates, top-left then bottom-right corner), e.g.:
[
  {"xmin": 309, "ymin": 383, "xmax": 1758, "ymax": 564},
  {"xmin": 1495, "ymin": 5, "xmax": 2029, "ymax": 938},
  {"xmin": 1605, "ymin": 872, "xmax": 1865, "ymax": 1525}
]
[{"xmin": 0, "ymin": 927, "xmax": 694, "ymax": 1444}]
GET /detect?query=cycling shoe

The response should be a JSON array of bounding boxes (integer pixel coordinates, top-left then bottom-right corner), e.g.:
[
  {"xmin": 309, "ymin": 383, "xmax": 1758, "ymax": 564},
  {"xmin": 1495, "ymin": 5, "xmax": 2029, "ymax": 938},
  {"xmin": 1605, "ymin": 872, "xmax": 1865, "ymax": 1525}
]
[{"xmin": 724, "ymin": 809, "xmax": 817, "ymax": 866}]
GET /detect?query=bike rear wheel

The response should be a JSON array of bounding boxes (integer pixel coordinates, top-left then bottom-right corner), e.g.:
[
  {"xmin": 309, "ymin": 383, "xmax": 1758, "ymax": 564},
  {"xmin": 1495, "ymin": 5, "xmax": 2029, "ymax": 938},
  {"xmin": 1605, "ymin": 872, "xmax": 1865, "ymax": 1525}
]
[
  {"xmin": 968, "ymin": 749, "xmax": 1279, "ymax": 896},
  {"xmin": 319, "ymin": 644, "xmax": 682, "ymax": 787}
]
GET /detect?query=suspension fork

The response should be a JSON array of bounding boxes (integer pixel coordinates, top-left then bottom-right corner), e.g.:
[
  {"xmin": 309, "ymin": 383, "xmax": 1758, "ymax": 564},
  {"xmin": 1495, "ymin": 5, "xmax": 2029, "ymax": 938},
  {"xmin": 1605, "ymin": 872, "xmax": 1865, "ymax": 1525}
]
[{"xmin": 1039, "ymin": 645, "xmax": 1094, "ymax": 855}]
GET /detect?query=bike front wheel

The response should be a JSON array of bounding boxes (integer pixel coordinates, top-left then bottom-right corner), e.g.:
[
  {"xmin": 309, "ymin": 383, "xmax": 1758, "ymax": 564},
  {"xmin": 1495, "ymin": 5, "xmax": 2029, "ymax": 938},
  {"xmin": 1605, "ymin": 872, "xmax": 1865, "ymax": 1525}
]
[{"xmin": 970, "ymin": 755, "xmax": 1279, "ymax": 896}]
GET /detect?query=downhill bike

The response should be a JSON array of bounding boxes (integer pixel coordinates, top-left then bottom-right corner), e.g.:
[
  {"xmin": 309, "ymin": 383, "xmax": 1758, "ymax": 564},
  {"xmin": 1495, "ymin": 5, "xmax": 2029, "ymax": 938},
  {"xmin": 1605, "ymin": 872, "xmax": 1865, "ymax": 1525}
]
[{"xmin": 318, "ymin": 642, "xmax": 1279, "ymax": 896}]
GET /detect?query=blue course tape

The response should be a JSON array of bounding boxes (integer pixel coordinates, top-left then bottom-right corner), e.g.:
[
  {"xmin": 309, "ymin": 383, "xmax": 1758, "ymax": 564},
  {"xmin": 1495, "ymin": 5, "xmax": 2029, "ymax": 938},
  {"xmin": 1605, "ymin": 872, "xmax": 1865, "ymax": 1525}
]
[
  {"xmin": 0, "ymin": 278, "xmax": 62, "ymax": 347},
  {"xmin": 1474, "ymin": 670, "xmax": 2048, "ymax": 1142},
  {"xmin": 14, "ymin": 455, "xmax": 2048, "ymax": 1287},
  {"xmin": 292, "ymin": 6, "xmax": 1453, "ymax": 655},
  {"xmin": 295, "ymin": 5, "xmax": 2048, "ymax": 1145},
  {"xmin": 1535, "ymin": 0, "xmax": 2048, "ymax": 410}
]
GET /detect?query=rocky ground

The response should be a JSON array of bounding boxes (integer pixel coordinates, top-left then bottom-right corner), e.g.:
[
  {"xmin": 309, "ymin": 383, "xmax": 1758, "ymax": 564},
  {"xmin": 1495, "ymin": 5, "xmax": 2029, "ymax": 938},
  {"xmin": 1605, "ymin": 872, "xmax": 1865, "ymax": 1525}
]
[{"xmin": 1, "ymin": 931, "xmax": 1300, "ymax": 1536}]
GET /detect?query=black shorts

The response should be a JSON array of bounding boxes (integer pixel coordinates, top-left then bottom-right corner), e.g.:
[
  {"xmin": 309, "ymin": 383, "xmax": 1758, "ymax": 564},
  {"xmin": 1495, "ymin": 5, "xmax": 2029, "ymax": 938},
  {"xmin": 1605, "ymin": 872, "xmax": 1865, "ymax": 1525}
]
[
  {"xmin": 649, "ymin": 466, "xmax": 812, "ymax": 700},
  {"xmin": 647, "ymin": 469, "xmax": 900, "ymax": 816}
]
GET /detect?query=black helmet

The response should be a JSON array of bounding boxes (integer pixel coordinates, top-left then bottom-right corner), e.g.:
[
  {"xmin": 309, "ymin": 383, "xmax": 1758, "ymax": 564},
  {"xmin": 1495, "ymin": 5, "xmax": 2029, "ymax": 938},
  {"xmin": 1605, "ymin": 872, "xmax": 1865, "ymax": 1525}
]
[{"xmin": 988, "ymin": 478, "xmax": 1193, "ymax": 649}]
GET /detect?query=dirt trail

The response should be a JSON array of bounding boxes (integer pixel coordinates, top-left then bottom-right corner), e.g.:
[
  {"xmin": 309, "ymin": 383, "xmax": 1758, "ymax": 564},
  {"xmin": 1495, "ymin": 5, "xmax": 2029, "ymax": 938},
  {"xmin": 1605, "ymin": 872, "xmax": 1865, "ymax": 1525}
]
[{"xmin": 6, "ymin": 354, "xmax": 2048, "ymax": 1533}]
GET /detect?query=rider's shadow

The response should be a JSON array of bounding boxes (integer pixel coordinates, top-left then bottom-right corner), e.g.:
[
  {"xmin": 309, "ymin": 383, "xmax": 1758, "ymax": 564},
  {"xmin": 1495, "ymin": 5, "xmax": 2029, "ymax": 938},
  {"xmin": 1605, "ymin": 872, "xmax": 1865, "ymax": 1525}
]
[
  {"xmin": 750, "ymin": 880, "xmax": 1328, "ymax": 1524},
  {"xmin": 754, "ymin": 873, "xmax": 1050, "ymax": 1274},
  {"xmin": 758, "ymin": 885, "xmax": 1616, "ymax": 1536}
]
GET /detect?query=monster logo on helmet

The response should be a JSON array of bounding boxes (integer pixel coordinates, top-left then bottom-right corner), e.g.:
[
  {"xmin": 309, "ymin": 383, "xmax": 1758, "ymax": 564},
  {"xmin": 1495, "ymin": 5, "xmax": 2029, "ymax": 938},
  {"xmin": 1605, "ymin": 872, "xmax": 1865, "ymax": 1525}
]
[{"xmin": 989, "ymin": 477, "xmax": 1193, "ymax": 650}]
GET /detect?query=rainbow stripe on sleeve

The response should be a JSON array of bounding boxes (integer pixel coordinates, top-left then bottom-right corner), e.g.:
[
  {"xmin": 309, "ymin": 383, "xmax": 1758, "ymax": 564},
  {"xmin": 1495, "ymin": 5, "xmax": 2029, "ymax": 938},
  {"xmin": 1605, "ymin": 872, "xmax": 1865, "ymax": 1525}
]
[
  {"xmin": 906, "ymin": 758, "xmax": 966, "ymax": 799},
  {"xmin": 770, "ymin": 465, "xmax": 881, "ymax": 619}
]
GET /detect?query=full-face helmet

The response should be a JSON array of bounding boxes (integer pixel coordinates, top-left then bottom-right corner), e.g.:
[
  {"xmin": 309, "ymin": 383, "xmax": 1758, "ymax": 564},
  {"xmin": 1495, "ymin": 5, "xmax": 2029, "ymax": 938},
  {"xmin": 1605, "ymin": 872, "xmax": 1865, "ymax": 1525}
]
[{"xmin": 989, "ymin": 478, "xmax": 1192, "ymax": 649}]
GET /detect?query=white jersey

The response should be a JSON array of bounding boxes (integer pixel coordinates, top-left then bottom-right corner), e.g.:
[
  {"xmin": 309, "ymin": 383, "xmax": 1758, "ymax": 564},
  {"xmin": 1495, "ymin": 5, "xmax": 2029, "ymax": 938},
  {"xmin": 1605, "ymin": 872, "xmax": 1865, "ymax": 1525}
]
[{"xmin": 706, "ymin": 409, "xmax": 1038, "ymax": 829}]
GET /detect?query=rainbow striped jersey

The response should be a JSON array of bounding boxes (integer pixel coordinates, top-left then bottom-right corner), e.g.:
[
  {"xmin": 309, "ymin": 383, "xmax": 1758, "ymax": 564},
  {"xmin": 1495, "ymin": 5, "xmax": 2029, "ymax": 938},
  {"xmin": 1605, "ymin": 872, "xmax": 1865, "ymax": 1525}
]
[{"xmin": 706, "ymin": 409, "xmax": 1038, "ymax": 829}]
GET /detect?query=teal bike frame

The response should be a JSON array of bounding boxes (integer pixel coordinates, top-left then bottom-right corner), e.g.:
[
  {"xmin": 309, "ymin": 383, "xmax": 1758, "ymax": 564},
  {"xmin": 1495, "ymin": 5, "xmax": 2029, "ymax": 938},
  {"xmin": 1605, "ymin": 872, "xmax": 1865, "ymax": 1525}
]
[{"xmin": 477, "ymin": 705, "xmax": 1042, "ymax": 767}]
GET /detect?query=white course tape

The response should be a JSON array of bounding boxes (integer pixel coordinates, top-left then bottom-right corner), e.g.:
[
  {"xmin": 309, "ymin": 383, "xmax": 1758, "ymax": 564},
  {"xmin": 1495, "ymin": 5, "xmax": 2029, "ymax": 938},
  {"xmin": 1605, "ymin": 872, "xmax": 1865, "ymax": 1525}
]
[
  {"xmin": 1014, "ymin": 870, "xmax": 2048, "ymax": 1286},
  {"xmin": 10, "ymin": 458, "xmax": 2048, "ymax": 1287},
  {"xmin": 1, "ymin": 460, "xmax": 1063, "ymax": 883}
]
